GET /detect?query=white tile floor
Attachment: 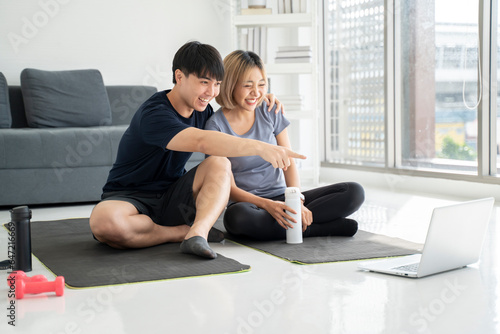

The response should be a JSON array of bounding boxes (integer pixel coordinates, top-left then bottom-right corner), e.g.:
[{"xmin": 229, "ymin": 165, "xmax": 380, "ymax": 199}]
[{"xmin": 0, "ymin": 187, "xmax": 498, "ymax": 334}]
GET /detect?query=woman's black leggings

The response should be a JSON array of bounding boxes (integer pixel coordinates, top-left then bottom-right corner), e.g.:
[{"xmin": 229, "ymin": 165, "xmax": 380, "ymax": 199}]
[{"xmin": 223, "ymin": 182, "xmax": 365, "ymax": 241}]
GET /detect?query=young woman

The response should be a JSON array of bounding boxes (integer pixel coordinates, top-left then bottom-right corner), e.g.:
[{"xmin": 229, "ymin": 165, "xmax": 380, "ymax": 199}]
[{"xmin": 205, "ymin": 50, "xmax": 365, "ymax": 241}]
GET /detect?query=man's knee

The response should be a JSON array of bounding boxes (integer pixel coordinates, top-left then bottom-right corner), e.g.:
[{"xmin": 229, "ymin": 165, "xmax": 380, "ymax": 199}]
[
  {"xmin": 197, "ymin": 156, "xmax": 232, "ymax": 187},
  {"xmin": 193, "ymin": 156, "xmax": 232, "ymax": 205},
  {"xmin": 90, "ymin": 204, "xmax": 133, "ymax": 247},
  {"xmin": 204, "ymin": 156, "xmax": 231, "ymax": 174}
]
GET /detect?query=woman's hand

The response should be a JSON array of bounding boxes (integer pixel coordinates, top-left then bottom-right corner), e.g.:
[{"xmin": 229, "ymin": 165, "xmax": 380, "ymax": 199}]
[
  {"xmin": 260, "ymin": 199, "xmax": 295, "ymax": 230},
  {"xmin": 301, "ymin": 203, "xmax": 313, "ymax": 232},
  {"xmin": 264, "ymin": 93, "xmax": 285, "ymax": 114},
  {"xmin": 260, "ymin": 198, "xmax": 313, "ymax": 232}
]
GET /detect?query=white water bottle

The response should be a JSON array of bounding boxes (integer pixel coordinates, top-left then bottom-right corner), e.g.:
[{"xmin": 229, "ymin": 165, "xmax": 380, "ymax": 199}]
[{"xmin": 285, "ymin": 187, "xmax": 303, "ymax": 244}]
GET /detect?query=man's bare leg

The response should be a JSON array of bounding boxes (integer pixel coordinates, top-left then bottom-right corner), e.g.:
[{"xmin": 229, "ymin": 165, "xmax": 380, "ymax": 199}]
[
  {"xmin": 89, "ymin": 156, "xmax": 231, "ymax": 258},
  {"xmin": 89, "ymin": 200, "xmax": 190, "ymax": 249},
  {"xmin": 180, "ymin": 156, "xmax": 232, "ymax": 258}
]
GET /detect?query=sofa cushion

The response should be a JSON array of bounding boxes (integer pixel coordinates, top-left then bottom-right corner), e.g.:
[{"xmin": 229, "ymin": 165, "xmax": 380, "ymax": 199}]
[
  {"xmin": 21, "ymin": 68, "xmax": 112, "ymax": 128},
  {"xmin": 106, "ymin": 86, "xmax": 157, "ymax": 126},
  {"xmin": 0, "ymin": 125, "xmax": 127, "ymax": 170},
  {"xmin": 0, "ymin": 72, "xmax": 11, "ymax": 128}
]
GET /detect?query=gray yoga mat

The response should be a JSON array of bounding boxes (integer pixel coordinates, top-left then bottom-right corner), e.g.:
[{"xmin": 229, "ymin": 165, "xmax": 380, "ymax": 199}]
[
  {"xmin": 225, "ymin": 230, "xmax": 423, "ymax": 264},
  {"xmin": 9, "ymin": 218, "xmax": 250, "ymax": 288}
]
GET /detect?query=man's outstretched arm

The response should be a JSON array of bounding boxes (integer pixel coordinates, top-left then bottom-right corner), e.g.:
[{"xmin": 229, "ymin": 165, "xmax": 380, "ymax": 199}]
[{"xmin": 167, "ymin": 127, "xmax": 306, "ymax": 169}]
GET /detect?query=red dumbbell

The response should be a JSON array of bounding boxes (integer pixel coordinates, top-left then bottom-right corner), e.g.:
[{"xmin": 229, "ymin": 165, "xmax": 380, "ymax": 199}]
[
  {"xmin": 7, "ymin": 271, "xmax": 48, "ymax": 287},
  {"xmin": 16, "ymin": 276, "xmax": 65, "ymax": 299}
]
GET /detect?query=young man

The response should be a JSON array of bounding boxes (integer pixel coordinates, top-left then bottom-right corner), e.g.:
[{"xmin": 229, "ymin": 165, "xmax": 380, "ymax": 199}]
[{"xmin": 89, "ymin": 41, "xmax": 305, "ymax": 259}]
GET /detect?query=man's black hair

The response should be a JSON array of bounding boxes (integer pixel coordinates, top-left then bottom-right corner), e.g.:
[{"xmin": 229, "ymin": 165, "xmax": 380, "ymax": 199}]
[{"xmin": 172, "ymin": 41, "xmax": 224, "ymax": 84}]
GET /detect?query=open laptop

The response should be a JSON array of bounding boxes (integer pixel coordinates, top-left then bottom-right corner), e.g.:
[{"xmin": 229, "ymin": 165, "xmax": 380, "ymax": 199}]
[{"xmin": 358, "ymin": 197, "xmax": 495, "ymax": 278}]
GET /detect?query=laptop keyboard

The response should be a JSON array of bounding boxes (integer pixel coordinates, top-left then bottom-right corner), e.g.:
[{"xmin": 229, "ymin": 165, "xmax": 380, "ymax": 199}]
[{"xmin": 392, "ymin": 263, "xmax": 419, "ymax": 272}]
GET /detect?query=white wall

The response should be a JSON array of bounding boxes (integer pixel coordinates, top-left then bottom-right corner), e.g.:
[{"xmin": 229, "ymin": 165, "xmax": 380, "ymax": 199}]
[{"xmin": 0, "ymin": 0, "xmax": 233, "ymax": 89}]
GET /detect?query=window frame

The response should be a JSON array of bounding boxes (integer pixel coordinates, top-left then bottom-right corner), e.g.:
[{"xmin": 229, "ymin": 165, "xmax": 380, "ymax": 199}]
[{"xmin": 321, "ymin": 0, "xmax": 500, "ymax": 185}]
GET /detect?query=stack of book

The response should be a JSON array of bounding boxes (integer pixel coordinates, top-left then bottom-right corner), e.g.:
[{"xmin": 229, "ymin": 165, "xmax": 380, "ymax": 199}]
[
  {"xmin": 279, "ymin": 95, "xmax": 304, "ymax": 111},
  {"xmin": 275, "ymin": 46, "xmax": 311, "ymax": 63}
]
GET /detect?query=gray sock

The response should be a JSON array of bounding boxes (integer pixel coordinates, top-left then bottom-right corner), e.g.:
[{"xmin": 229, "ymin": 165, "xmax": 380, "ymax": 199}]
[{"xmin": 180, "ymin": 236, "xmax": 217, "ymax": 259}]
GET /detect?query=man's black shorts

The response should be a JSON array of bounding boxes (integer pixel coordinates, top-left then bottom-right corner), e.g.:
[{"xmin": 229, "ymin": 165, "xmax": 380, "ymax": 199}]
[{"xmin": 100, "ymin": 166, "xmax": 198, "ymax": 226}]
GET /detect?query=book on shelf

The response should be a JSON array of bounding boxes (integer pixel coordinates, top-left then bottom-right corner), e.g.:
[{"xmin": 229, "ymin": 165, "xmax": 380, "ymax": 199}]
[
  {"xmin": 274, "ymin": 45, "xmax": 312, "ymax": 63},
  {"xmin": 280, "ymin": 96, "xmax": 303, "ymax": 103},
  {"xmin": 248, "ymin": 27, "xmax": 254, "ymax": 53},
  {"xmin": 240, "ymin": 28, "xmax": 248, "ymax": 50},
  {"xmin": 260, "ymin": 26, "xmax": 267, "ymax": 62},
  {"xmin": 275, "ymin": 0, "xmax": 309, "ymax": 14},
  {"xmin": 279, "ymin": 95, "xmax": 304, "ymax": 110},
  {"xmin": 280, "ymin": 94, "xmax": 303, "ymax": 101},
  {"xmin": 275, "ymin": 50, "xmax": 312, "ymax": 58},
  {"xmin": 275, "ymin": 56, "xmax": 311, "ymax": 63},
  {"xmin": 300, "ymin": 0, "xmax": 308, "ymax": 13}
]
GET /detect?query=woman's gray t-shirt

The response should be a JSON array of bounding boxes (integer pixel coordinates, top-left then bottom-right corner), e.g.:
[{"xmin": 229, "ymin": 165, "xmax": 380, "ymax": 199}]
[{"xmin": 205, "ymin": 102, "xmax": 290, "ymax": 198}]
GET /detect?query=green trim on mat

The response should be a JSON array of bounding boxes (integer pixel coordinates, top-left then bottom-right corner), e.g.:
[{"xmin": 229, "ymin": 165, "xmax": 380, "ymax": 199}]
[
  {"xmin": 33, "ymin": 252, "xmax": 251, "ymax": 290},
  {"xmin": 227, "ymin": 239, "xmax": 417, "ymax": 265},
  {"xmin": 227, "ymin": 239, "xmax": 307, "ymax": 264},
  {"xmin": 2, "ymin": 222, "xmax": 251, "ymax": 290}
]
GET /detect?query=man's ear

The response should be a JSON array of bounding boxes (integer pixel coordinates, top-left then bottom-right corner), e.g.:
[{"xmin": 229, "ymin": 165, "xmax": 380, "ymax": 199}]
[{"xmin": 175, "ymin": 69, "xmax": 184, "ymax": 84}]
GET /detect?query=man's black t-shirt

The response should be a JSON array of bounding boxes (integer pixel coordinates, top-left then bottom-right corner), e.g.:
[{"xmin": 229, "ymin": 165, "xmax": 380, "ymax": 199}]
[{"xmin": 103, "ymin": 90, "xmax": 213, "ymax": 193}]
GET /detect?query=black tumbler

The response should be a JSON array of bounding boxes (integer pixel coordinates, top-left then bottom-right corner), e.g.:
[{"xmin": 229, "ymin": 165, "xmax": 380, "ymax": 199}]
[{"xmin": 11, "ymin": 206, "xmax": 32, "ymax": 272}]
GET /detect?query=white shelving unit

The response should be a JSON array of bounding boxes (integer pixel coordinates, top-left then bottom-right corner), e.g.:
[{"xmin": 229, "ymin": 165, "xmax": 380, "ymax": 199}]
[
  {"xmin": 233, "ymin": 12, "xmax": 313, "ymax": 26},
  {"xmin": 265, "ymin": 63, "xmax": 313, "ymax": 74},
  {"xmin": 230, "ymin": 0, "xmax": 321, "ymax": 185}
]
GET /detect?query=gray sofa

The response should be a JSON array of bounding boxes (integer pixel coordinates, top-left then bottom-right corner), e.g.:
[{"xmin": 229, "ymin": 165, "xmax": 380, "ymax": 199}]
[{"xmin": 0, "ymin": 69, "xmax": 203, "ymax": 206}]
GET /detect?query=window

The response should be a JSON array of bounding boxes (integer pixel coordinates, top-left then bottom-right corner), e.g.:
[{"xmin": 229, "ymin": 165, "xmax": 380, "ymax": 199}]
[
  {"xmin": 398, "ymin": 0, "xmax": 479, "ymax": 173},
  {"xmin": 325, "ymin": 0, "xmax": 386, "ymax": 166},
  {"xmin": 324, "ymin": 0, "xmax": 499, "ymax": 182}
]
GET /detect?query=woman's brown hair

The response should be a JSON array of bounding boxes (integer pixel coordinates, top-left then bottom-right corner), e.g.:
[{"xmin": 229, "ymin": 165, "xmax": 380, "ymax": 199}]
[{"xmin": 216, "ymin": 50, "xmax": 267, "ymax": 110}]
